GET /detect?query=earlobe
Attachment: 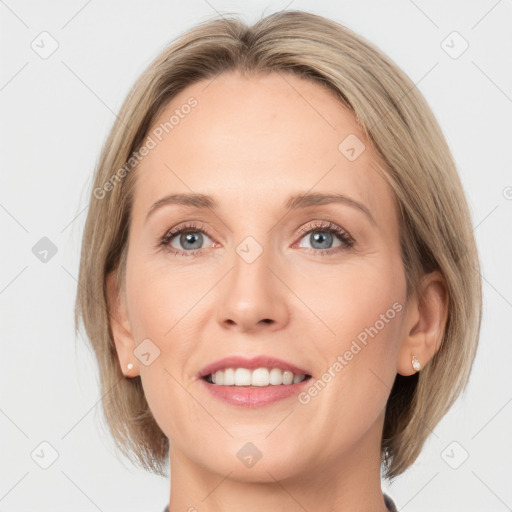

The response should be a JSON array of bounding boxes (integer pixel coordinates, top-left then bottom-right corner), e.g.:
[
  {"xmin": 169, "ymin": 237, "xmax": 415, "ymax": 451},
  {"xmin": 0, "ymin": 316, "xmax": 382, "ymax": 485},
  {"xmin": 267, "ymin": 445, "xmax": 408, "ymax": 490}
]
[
  {"xmin": 397, "ymin": 270, "xmax": 449, "ymax": 376},
  {"xmin": 106, "ymin": 271, "xmax": 139, "ymax": 377}
]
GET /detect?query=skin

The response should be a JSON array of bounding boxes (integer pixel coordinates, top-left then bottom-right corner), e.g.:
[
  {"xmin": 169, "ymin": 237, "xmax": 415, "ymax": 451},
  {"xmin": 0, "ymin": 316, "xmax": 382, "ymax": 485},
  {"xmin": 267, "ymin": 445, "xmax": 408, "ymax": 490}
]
[{"xmin": 107, "ymin": 70, "xmax": 448, "ymax": 512}]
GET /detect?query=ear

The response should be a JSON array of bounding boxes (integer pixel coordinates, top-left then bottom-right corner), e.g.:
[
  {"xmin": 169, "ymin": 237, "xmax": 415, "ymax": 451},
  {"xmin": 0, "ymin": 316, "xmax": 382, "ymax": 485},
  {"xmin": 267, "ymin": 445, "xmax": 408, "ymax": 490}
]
[
  {"xmin": 106, "ymin": 271, "xmax": 140, "ymax": 378},
  {"xmin": 397, "ymin": 270, "xmax": 449, "ymax": 376}
]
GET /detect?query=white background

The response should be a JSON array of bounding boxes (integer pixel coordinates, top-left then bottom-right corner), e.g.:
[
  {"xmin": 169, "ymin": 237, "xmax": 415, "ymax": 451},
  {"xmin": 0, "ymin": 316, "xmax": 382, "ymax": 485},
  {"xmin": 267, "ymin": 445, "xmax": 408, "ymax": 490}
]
[{"xmin": 1, "ymin": 1, "xmax": 511, "ymax": 511}]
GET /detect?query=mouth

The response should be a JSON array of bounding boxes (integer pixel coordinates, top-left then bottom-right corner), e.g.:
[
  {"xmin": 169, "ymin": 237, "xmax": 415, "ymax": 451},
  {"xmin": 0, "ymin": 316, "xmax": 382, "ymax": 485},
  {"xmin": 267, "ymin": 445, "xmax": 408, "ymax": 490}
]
[
  {"xmin": 199, "ymin": 371, "xmax": 313, "ymax": 408},
  {"xmin": 201, "ymin": 368, "xmax": 312, "ymax": 386},
  {"xmin": 197, "ymin": 355, "xmax": 313, "ymax": 383},
  {"xmin": 197, "ymin": 356, "xmax": 313, "ymax": 408}
]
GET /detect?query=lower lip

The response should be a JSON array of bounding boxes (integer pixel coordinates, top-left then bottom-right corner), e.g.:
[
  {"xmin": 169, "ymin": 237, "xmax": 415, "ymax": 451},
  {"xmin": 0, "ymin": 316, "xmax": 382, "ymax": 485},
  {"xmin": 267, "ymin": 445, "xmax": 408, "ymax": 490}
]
[{"xmin": 199, "ymin": 376, "xmax": 312, "ymax": 408}]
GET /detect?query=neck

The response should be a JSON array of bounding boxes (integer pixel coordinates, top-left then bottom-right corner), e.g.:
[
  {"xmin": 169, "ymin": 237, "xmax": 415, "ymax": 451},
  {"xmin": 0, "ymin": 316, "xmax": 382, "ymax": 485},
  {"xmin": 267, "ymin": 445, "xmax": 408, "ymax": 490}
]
[{"xmin": 167, "ymin": 412, "xmax": 389, "ymax": 512}]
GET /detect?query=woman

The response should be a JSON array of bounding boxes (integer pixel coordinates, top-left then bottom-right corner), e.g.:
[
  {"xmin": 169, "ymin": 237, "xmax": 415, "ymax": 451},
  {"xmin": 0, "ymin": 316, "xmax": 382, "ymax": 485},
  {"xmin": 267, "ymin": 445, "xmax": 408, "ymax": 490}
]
[{"xmin": 75, "ymin": 10, "xmax": 482, "ymax": 511}]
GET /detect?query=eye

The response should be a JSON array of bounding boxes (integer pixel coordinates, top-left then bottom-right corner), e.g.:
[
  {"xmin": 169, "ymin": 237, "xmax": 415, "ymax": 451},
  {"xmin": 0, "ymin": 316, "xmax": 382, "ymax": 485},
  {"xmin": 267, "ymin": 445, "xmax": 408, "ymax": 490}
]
[
  {"xmin": 296, "ymin": 221, "xmax": 354, "ymax": 254},
  {"xmin": 159, "ymin": 222, "xmax": 215, "ymax": 256},
  {"xmin": 159, "ymin": 220, "xmax": 355, "ymax": 257}
]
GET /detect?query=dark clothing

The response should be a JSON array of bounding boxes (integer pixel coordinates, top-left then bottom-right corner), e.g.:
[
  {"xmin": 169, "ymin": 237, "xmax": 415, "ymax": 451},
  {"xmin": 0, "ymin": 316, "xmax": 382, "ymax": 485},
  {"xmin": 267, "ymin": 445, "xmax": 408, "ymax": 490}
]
[
  {"xmin": 162, "ymin": 493, "xmax": 398, "ymax": 511},
  {"xmin": 384, "ymin": 493, "xmax": 398, "ymax": 511}
]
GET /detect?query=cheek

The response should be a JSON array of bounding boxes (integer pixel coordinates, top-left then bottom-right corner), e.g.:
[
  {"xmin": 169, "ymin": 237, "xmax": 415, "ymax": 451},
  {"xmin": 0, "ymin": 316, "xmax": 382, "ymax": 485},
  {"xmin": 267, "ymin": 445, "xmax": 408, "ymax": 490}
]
[
  {"xmin": 125, "ymin": 255, "xmax": 204, "ymax": 341},
  {"xmin": 291, "ymin": 254, "xmax": 405, "ymax": 348},
  {"xmin": 292, "ymin": 257, "xmax": 405, "ymax": 402},
  {"xmin": 334, "ymin": 270, "xmax": 404, "ymax": 355},
  {"xmin": 124, "ymin": 258, "xmax": 210, "ymax": 425},
  {"xmin": 286, "ymin": 263, "xmax": 405, "ymax": 462}
]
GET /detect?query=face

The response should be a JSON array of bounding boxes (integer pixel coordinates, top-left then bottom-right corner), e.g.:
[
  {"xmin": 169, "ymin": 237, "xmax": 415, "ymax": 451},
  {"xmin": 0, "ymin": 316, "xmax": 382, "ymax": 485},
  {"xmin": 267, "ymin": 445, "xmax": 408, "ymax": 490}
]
[{"xmin": 115, "ymin": 71, "xmax": 409, "ymax": 482}]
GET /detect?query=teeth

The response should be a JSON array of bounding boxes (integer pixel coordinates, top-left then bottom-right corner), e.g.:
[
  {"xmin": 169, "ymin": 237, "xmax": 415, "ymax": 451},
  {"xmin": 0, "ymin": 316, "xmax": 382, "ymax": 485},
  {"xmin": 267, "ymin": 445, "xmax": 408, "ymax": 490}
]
[
  {"xmin": 235, "ymin": 368, "xmax": 251, "ymax": 386},
  {"xmin": 207, "ymin": 367, "xmax": 307, "ymax": 386}
]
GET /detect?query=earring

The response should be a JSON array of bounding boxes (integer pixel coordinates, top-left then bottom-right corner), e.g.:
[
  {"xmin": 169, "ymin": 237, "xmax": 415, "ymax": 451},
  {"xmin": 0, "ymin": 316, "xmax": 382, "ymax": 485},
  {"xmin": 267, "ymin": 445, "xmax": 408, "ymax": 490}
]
[
  {"xmin": 411, "ymin": 355, "xmax": 421, "ymax": 372},
  {"xmin": 127, "ymin": 363, "xmax": 134, "ymax": 371}
]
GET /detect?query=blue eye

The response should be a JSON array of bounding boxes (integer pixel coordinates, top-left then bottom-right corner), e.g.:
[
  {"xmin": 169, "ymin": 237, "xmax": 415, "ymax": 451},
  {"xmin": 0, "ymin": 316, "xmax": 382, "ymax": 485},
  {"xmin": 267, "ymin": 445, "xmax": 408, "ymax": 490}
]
[
  {"xmin": 296, "ymin": 221, "xmax": 354, "ymax": 254},
  {"xmin": 160, "ymin": 223, "xmax": 213, "ymax": 256},
  {"xmin": 160, "ymin": 220, "xmax": 354, "ymax": 257}
]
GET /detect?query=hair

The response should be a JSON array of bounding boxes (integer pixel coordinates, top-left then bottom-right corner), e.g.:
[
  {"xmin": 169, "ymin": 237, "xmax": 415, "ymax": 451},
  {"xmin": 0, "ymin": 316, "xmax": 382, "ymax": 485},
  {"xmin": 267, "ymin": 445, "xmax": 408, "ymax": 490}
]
[{"xmin": 74, "ymin": 9, "xmax": 482, "ymax": 480}]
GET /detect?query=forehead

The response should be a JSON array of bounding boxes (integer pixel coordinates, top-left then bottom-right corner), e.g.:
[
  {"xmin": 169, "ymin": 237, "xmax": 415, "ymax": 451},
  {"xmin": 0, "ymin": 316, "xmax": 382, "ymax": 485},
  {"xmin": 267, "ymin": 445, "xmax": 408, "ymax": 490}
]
[{"xmin": 131, "ymin": 70, "xmax": 396, "ymax": 226}]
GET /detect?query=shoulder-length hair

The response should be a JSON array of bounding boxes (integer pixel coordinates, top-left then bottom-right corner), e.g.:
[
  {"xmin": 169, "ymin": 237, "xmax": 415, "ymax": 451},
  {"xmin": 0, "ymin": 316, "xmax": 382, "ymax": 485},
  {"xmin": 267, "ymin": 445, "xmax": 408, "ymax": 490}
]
[{"xmin": 75, "ymin": 10, "xmax": 482, "ymax": 480}]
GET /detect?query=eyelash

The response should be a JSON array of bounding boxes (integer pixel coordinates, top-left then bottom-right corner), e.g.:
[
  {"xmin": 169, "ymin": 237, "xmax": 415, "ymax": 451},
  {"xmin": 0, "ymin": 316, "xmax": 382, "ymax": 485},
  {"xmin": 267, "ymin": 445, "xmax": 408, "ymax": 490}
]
[{"xmin": 159, "ymin": 220, "xmax": 355, "ymax": 257}]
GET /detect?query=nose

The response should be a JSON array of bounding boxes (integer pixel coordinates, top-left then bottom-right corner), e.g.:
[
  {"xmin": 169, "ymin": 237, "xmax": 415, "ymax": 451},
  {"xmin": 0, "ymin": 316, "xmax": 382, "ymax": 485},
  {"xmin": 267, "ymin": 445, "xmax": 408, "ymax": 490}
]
[{"xmin": 216, "ymin": 242, "xmax": 290, "ymax": 333}]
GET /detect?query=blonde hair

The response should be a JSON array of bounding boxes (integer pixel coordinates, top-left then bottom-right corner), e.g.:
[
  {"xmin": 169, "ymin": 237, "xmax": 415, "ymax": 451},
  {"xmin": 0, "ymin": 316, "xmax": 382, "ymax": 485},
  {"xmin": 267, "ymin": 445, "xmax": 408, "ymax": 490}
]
[{"xmin": 74, "ymin": 10, "xmax": 482, "ymax": 480}]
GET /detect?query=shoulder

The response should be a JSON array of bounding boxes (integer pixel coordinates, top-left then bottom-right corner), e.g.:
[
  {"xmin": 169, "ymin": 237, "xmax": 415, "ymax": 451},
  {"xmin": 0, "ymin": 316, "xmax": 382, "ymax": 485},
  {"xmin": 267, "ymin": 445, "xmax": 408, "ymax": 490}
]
[{"xmin": 384, "ymin": 493, "xmax": 398, "ymax": 512}]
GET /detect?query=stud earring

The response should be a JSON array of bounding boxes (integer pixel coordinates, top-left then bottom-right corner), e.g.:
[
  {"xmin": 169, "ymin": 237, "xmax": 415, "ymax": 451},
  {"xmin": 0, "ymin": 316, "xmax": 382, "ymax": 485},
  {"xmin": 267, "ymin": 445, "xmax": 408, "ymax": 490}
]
[
  {"xmin": 127, "ymin": 363, "xmax": 134, "ymax": 371},
  {"xmin": 411, "ymin": 355, "xmax": 421, "ymax": 372}
]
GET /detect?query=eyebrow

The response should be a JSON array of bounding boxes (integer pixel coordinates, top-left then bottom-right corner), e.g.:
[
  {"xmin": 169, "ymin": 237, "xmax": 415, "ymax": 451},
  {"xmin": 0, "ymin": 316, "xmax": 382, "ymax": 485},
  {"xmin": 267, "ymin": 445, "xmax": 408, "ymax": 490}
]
[{"xmin": 145, "ymin": 192, "xmax": 376, "ymax": 226}]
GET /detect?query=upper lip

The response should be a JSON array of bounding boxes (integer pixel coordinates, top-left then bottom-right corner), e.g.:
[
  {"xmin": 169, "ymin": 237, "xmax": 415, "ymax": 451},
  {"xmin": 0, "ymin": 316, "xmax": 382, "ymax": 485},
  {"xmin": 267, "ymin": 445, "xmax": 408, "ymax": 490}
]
[{"xmin": 197, "ymin": 355, "xmax": 312, "ymax": 379}]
